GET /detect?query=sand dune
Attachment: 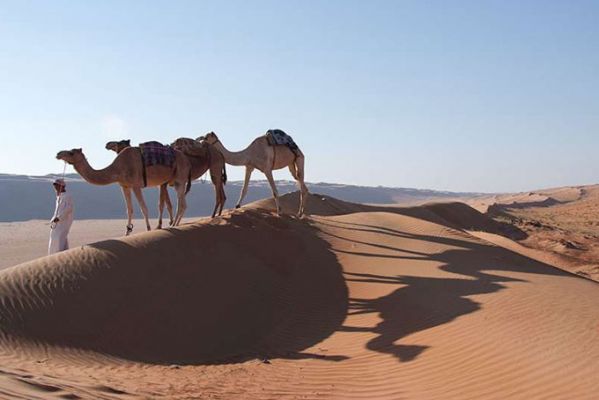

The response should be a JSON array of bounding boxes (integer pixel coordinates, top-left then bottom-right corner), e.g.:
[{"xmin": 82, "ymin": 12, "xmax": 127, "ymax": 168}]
[{"xmin": 1, "ymin": 193, "xmax": 598, "ymax": 399}]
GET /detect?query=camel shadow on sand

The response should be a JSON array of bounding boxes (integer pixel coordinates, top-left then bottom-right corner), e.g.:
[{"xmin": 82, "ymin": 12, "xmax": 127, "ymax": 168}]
[{"xmin": 311, "ymin": 215, "xmax": 569, "ymax": 363}]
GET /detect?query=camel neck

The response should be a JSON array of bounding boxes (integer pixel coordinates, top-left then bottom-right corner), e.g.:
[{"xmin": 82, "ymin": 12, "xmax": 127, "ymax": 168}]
[
  {"xmin": 213, "ymin": 141, "xmax": 249, "ymax": 166},
  {"xmin": 73, "ymin": 156, "xmax": 120, "ymax": 185}
]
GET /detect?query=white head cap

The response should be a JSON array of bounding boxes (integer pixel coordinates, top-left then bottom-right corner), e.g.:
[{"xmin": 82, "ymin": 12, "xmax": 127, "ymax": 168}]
[{"xmin": 53, "ymin": 178, "xmax": 66, "ymax": 187}]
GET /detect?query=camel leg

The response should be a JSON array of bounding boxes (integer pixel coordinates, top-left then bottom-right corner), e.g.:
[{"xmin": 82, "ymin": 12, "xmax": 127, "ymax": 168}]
[
  {"xmin": 210, "ymin": 173, "xmax": 219, "ymax": 218},
  {"xmin": 172, "ymin": 182, "xmax": 187, "ymax": 226},
  {"xmin": 133, "ymin": 187, "xmax": 152, "ymax": 231},
  {"xmin": 294, "ymin": 156, "xmax": 309, "ymax": 217},
  {"xmin": 213, "ymin": 171, "xmax": 227, "ymax": 217},
  {"xmin": 164, "ymin": 186, "xmax": 174, "ymax": 226},
  {"xmin": 157, "ymin": 185, "xmax": 165, "ymax": 229},
  {"xmin": 157, "ymin": 184, "xmax": 173, "ymax": 229},
  {"xmin": 236, "ymin": 166, "xmax": 254, "ymax": 209},
  {"xmin": 298, "ymin": 178, "xmax": 308, "ymax": 217},
  {"xmin": 121, "ymin": 186, "xmax": 134, "ymax": 236},
  {"xmin": 289, "ymin": 163, "xmax": 306, "ymax": 217},
  {"xmin": 215, "ymin": 176, "xmax": 226, "ymax": 217},
  {"xmin": 211, "ymin": 182, "xmax": 219, "ymax": 218},
  {"xmin": 288, "ymin": 163, "xmax": 299, "ymax": 180},
  {"xmin": 218, "ymin": 183, "xmax": 227, "ymax": 215},
  {"xmin": 297, "ymin": 176, "xmax": 309, "ymax": 217},
  {"xmin": 264, "ymin": 169, "xmax": 280, "ymax": 216}
]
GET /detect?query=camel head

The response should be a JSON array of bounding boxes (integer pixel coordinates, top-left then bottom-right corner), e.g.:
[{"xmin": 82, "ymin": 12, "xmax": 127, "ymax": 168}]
[
  {"xmin": 56, "ymin": 148, "xmax": 84, "ymax": 165},
  {"xmin": 105, "ymin": 139, "xmax": 130, "ymax": 153},
  {"xmin": 198, "ymin": 131, "xmax": 218, "ymax": 144}
]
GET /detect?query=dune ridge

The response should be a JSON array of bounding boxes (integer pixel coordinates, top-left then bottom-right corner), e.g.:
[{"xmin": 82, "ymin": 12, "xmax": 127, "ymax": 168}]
[{"xmin": 1, "ymin": 193, "xmax": 598, "ymax": 399}]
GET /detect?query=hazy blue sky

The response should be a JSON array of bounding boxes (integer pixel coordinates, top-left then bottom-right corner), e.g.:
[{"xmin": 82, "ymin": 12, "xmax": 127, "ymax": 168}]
[{"xmin": 0, "ymin": 1, "xmax": 597, "ymax": 192}]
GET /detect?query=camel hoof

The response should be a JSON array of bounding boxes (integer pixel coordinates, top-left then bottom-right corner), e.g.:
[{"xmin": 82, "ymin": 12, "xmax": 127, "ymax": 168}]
[{"xmin": 235, "ymin": 204, "xmax": 241, "ymax": 209}]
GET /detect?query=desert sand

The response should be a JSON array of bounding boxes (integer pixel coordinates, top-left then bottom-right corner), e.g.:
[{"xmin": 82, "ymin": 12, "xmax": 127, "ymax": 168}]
[
  {"xmin": 0, "ymin": 192, "xmax": 598, "ymax": 399},
  {"xmin": 0, "ymin": 218, "xmax": 194, "ymax": 271}
]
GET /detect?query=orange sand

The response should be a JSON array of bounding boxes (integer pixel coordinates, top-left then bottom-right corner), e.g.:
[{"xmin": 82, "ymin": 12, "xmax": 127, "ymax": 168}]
[{"xmin": 0, "ymin": 193, "xmax": 597, "ymax": 399}]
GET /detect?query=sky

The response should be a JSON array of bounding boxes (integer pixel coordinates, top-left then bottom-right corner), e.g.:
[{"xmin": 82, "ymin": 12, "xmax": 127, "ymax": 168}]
[{"xmin": 0, "ymin": 0, "xmax": 597, "ymax": 193}]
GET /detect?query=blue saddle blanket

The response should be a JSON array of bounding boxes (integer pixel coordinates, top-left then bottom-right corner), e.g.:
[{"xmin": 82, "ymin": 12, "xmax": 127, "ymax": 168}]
[
  {"xmin": 265, "ymin": 129, "xmax": 300, "ymax": 154},
  {"xmin": 139, "ymin": 141, "xmax": 176, "ymax": 168}
]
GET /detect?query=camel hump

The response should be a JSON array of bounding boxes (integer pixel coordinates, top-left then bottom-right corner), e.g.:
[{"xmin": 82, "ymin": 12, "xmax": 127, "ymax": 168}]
[
  {"xmin": 140, "ymin": 141, "xmax": 166, "ymax": 148},
  {"xmin": 118, "ymin": 146, "xmax": 140, "ymax": 157},
  {"xmin": 265, "ymin": 129, "xmax": 300, "ymax": 154}
]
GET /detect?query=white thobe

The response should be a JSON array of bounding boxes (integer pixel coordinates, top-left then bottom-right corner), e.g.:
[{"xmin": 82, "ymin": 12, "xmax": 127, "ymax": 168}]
[{"xmin": 48, "ymin": 192, "xmax": 74, "ymax": 255}]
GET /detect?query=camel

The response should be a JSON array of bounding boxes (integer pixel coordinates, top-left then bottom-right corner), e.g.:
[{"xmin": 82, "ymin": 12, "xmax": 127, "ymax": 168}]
[
  {"xmin": 171, "ymin": 138, "xmax": 227, "ymax": 217},
  {"xmin": 198, "ymin": 131, "xmax": 308, "ymax": 216},
  {"xmin": 56, "ymin": 147, "xmax": 191, "ymax": 235},
  {"xmin": 105, "ymin": 139, "xmax": 174, "ymax": 229}
]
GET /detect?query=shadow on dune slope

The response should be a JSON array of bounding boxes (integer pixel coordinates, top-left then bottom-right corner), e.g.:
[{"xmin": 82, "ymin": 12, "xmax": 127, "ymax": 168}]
[
  {"xmin": 317, "ymin": 217, "xmax": 570, "ymax": 362},
  {"xmin": 0, "ymin": 210, "xmax": 348, "ymax": 365}
]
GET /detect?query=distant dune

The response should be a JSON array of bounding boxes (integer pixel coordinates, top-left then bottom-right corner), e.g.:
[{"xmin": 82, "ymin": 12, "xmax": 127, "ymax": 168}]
[
  {"xmin": 1, "ymin": 192, "xmax": 597, "ymax": 399},
  {"xmin": 0, "ymin": 173, "xmax": 481, "ymax": 222},
  {"xmin": 469, "ymin": 185, "xmax": 599, "ymax": 280}
]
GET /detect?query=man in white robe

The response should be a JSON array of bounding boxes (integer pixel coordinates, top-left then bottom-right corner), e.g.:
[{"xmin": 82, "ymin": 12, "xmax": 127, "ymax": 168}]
[{"xmin": 48, "ymin": 178, "xmax": 74, "ymax": 255}]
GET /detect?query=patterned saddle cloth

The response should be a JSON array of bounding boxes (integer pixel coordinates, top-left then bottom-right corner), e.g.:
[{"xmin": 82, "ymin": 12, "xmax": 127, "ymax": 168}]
[
  {"xmin": 265, "ymin": 129, "xmax": 300, "ymax": 155},
  {"xmin": 139, "ymin": 141, "xmax": 176, "ymax": 168}
]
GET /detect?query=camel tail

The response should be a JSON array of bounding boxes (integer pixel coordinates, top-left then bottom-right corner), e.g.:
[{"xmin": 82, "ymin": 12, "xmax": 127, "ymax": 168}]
[
  {"xmin": 185, "ymin": 170, "xmax": 192, "ymax": 194},
  {"xmin": 222, "ymin": 164, "xmax": 227, "ymax": 185}
]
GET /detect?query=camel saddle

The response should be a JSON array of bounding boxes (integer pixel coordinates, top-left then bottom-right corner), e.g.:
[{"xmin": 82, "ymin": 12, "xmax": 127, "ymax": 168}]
[
  {"xmin": 139, "ymin": 141, "xmax": 176, "ymax": 168},
  {"xmin": 139, "ymin": 141, "xmax": 176, "ymax": 187},
  {"xmin": 265, "ymin": 129, "xmax": 300, "ymax": 156}
]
